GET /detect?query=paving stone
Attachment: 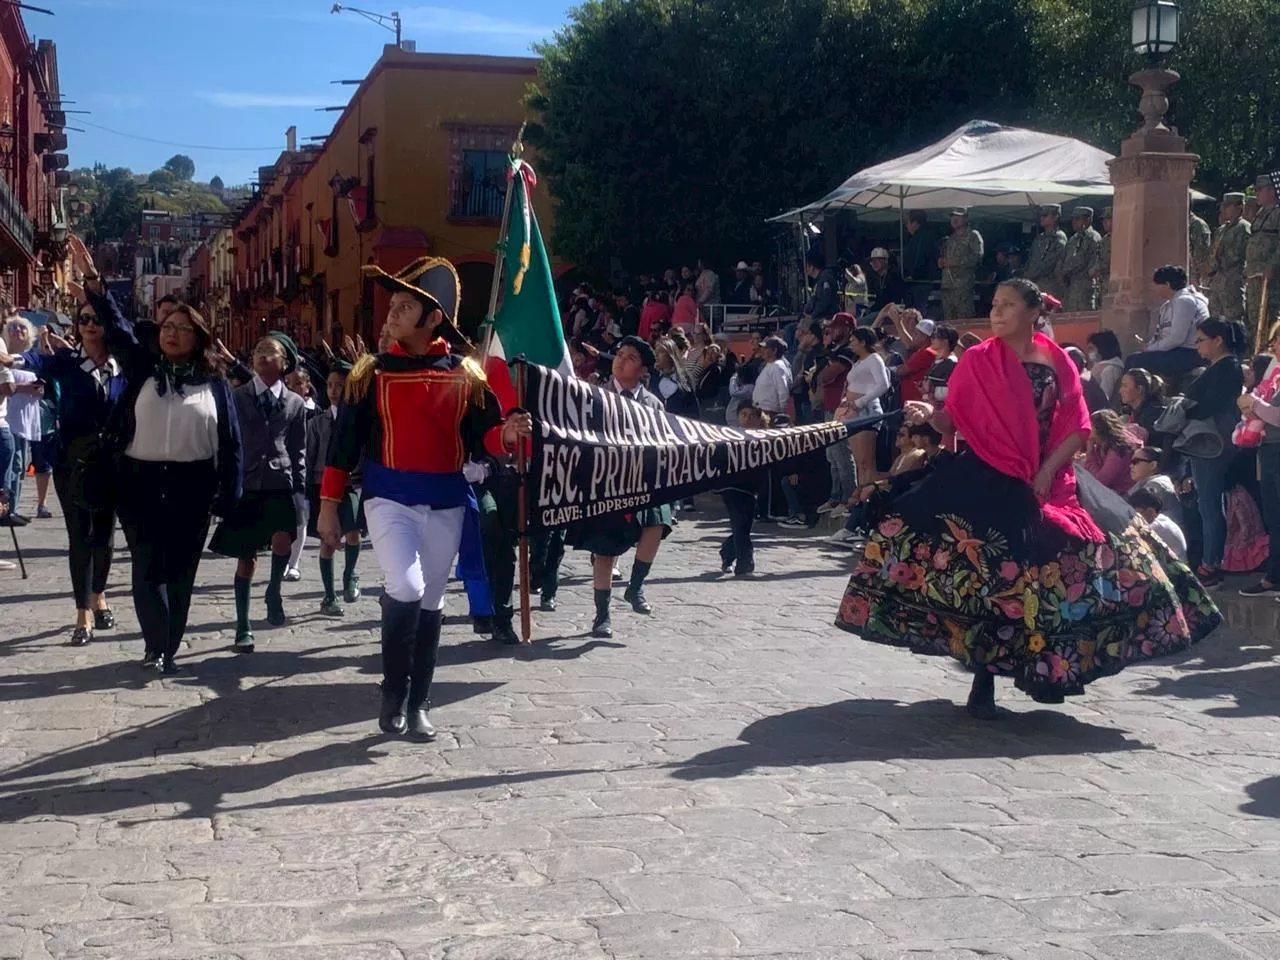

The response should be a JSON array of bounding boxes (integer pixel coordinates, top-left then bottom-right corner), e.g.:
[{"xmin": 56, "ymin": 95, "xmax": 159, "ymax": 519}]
[
  {"xmin": 1092, "ymin": 932, "xmax": 1256, "ymax": 959},
  {"xmin": 593, "ymin": 912, "xmax": 739, "ymax": 957},
  {"xmin": 4, "ymin": 498, "xmax": 1280, "ymax": 956}
]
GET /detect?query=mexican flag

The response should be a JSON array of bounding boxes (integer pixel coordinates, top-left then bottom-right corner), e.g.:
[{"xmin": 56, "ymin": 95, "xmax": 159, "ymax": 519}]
[{"xmin": 482, "ymin": 157, "xmax": 572, "ymax": 413}]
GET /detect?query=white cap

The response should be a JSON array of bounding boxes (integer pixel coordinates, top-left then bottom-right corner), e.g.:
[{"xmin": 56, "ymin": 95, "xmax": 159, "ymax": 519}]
[
  {"xmin": 916, "ymin": 318, "xmax": 936, "ymax": 337},
  {"xmin": 869, "ymin": 247, "xmax": 889, "ymax": 260},
  {"xmin": 735, "ymin": 261, "xmax": 750, "ymax": 271}
]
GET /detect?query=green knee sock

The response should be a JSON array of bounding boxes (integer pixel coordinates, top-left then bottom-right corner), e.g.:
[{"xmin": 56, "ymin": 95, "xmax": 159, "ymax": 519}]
[
  {"xmin": 234, "ymin": 576, "xmax": 252, "ymax": 633},
  {"xmin": 319, "ymin": 557, "xmax": 336, "ymax": 600},
  {"xmin": 343, "ymin": 542, "xmax": 360, "ymax": 587},
  {"xmin": 629, "ymin": 559, "xmax": 652, "ymax": 592},
  {"xmin": 267, "ymin": 553, "xmax": 288, "ymax": 597},
  {"xmin": 593, "ymin": 588, "xmax": 612, "ymax": 621}
]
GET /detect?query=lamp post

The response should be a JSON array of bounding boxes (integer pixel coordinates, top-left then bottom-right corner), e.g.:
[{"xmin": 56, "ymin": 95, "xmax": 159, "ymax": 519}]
[
  {"xmin": 330, "ymin": 4, "xmax": 402, "ymax": 47},
  {"xmin": 1103, "ymin": 0, "xmax": 1198, "ymax": 348},
  {"xmin": 1129, "ymin": 0, "xmax": 1182, "ymax": 133}
]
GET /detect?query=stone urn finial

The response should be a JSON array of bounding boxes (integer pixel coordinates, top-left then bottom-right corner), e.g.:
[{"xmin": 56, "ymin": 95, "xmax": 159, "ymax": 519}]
[{"xmin": 1130, "ymin": 68, "xmax": 1181, "ymax": 134}]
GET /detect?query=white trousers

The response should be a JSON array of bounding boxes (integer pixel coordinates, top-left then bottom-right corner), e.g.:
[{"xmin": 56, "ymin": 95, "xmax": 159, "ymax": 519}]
[{"xmin": 363, "ymin": 498, "xmax": 465, "ymax": 610}]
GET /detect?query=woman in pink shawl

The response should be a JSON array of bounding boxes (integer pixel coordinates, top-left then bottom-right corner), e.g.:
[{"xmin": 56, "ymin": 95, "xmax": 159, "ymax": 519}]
[{"xmin": 836, "ymin": 278, "xmax": 1220, "ymax": 718}]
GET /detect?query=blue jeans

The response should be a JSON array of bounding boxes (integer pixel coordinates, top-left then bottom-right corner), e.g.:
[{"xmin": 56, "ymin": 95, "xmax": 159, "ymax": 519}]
[
  {"xmin": 1190, "ymin": 451, "xmax": 1232, "ymax": 568},
  {"xmin": 6, "ymin": 435, "xmax": 23, "ymax": 515},
  {"xmin": 1258, "ymin": 444, "xmax": 1280, "ymax": 583},
  {"xmin": 0, "ymin": 426, "xmax": 13, "ymax": 515},
  {"xmin": 781, "ymin": 474, "xmax": 804, "ymax": 517}
]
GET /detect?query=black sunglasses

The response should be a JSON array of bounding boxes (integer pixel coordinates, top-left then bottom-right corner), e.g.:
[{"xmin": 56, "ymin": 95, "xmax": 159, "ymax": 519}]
[
  {"xmin": 78, "ymin": 314, "xmax": 101, "ymax": 326},
  {"xmin": 1133, "ymin": 457, "xmax": 1157, "ymax": 464}
]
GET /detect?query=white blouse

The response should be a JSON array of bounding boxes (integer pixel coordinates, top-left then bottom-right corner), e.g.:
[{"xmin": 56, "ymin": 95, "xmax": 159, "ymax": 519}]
[
  {"xmin": 125, "ymin": 378, "xmax": 219, "ymax": 463},
  {"xmin": 844, "ymin": 353, "xmax": 890, "ymax": 410}
]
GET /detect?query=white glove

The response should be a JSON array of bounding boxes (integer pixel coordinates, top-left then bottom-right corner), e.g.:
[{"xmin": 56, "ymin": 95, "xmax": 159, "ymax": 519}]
[{"xmin": 462, "ymin": 461, "xmax": 489, "ymax": 484}]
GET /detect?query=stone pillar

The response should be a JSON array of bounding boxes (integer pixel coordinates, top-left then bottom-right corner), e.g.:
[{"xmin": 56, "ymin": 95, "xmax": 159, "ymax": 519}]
[{"xmin": 1103, "ymin": 68, "xmax": 1199, "ymax": 352}]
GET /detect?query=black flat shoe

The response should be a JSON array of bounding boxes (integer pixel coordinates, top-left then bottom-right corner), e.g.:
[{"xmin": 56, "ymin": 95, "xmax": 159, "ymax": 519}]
[
  {"xmin": 492, "ymin": 622, "xmax": 520, "ymax": 646},
  {"xmin": 93, "ymin": 608, "xmax": 116, "ymax": 631},
  {"xmin": 539, "ymin": 596, "xmax": 557, "ymax": 613},
  {"xmin": 405, "ymin": 708, "xmax": 436, "ymax": 741},
  {"xmin": 161, "ymin": 657, "xmax": 181, "ymax": 675},
  {"xmin": 623, "ymin": 586, "xmax": 652, "ymax": 615},
  {"xmin": 140, "ymin": 651, "xmax": 162, "ymax": 671},
  {"xmin": 471, "ymin": 615, "xmax": 494, "ymax": 635},
  {"xmin": 591, "ymin": 616, "xmax": 613, "ymax": 639},
  {"xmin": 69, "ymin": 626, "xmax": 92, "ymax": 647},
  {"xmin": 233, "ymin": 631, "xmax": 255, "ymax": 654}
]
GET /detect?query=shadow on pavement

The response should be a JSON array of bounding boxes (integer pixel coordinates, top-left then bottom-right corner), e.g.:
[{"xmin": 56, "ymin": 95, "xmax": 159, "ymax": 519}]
[
  {"xmin": 0, "ymin": 678, "xmax": 506, "ymax": 820},
  {"xmin": 438, "ymin": 637, "xmax": 626, "ymax": 667},
  {"xmin": 667, "ymin": 698, "xmax": 1149, "ymax": 779},
  {"xmin": 1135, "ymin": 662, "xmax": 1279, "ymax": 719},
  {"xmin": 1242, "ymin": 776, "xmax": 1280, "ymax": 818}
]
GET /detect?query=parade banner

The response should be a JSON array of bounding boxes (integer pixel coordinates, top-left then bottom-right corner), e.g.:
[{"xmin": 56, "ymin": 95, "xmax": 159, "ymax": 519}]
[{"xmin": 521, "ymin": 361, "xmax": 885, "ymax": 529}]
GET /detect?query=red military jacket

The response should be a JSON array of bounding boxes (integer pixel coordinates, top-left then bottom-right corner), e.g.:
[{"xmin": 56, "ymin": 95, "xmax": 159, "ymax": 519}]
[{"xmin": 321, "ymin": 338, "xmax": 508, "ymax": 508}]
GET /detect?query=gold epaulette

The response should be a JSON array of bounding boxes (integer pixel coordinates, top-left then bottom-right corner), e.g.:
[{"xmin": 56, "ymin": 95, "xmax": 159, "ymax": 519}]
[
  {"xmin": 460, "ymin": 355, "xmax": 490, "ymax": 407},
  {"xmin": 345, "ymin": 354, "xmax": 379, "ymax": 403}
]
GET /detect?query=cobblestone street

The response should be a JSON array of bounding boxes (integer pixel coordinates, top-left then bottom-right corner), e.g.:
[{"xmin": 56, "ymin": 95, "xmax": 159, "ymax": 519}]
[{"xmin": 3, "ymin": 496, "xmax": 1280, "ymax": 959}]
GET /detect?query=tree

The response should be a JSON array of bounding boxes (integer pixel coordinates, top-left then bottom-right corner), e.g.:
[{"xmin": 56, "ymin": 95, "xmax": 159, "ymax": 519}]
[
  {"xmin": 95, "ymin": 177, "xmax": 143, "ymax": 243},
  {"xmin": 528, "ymin": 0, "xmax": 1280, "ymax": 269},
  {"xmin": 147, "ymin": 168, "xmax": 178, "ymax": 191},
  {"xmin": 209, "ymin": 175, "xmax": 224, "ymax": 194},
  {"xmin": 164, "ymin": 154, "xmax": 196, "ymax": 180}
]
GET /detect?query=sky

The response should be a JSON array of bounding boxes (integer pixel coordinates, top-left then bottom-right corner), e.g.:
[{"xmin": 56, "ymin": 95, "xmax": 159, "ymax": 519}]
[{"xmin": 31, "ymin": 0, "xmax": 570, "ymax": 184}]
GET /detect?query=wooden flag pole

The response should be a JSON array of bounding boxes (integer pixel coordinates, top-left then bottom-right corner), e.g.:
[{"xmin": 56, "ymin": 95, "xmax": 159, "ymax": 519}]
[{"xmin": 515, "ymin": 358, "xmax": 532, "ymax": 643}]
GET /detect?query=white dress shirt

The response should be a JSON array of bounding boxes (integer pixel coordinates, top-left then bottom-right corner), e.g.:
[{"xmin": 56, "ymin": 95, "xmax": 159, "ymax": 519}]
[
  {"xmin": 125, "ymin": 377, "xmax": 219, "ymax": 462},
  {"xmin": 752, "ymin": 358, "xmax": 792, "ymax": 414}
]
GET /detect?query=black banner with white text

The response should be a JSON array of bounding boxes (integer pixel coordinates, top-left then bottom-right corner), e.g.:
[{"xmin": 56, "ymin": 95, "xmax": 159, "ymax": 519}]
[{"xmin": 520, "ymin": 361, "xmax": 885, "ymax": 529}]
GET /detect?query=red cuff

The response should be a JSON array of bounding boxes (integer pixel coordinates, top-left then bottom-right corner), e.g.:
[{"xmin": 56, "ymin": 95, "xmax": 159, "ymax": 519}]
[{"xmin": 320, "ymin": 466, "xmax": 351, "ymax": 502}]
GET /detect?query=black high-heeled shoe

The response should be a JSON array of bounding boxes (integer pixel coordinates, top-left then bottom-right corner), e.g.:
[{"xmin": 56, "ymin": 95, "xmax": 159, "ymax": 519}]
[{"xmin": 93, "ymin": 608, "xmax": 116, "ymax": 631}]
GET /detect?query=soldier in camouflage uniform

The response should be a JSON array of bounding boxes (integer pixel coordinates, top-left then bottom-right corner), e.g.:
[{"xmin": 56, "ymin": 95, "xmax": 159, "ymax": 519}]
[
  {"xmin": 1189, "ymin": 208, "xmax": 1213, "ymax": 287},
  {"xmin": 1024, "ymin": 204, "xmax": 1067, "ymax": 300},
  {"xmin": 938, "ymin": 207, "xmax": 984, "ymax": 320},
  {"xmin": 1091, "ymin": 205, "xmax": 1113, "ymax": 302},
  {"xmin": 1059, "ymin": 206, "xmax": 1103, "ymax": 312},
  {"xmin": 1207, "ymin": 192, "xmax": 1250, "ymax": 325},
  {"xmin": 1246, "ymin": 173, "xmax": 1280, "ymax": 349}
]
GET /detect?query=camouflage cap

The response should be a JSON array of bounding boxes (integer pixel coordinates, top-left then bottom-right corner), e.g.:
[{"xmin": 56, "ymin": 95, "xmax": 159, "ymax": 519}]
[
  {"xmin": 1223, "ymin": 192, "xmax": 1246, "ymax": 205},
  {"xmin": 950, "ymin": 207, "xmax": 969, "ymax": 217},
  {"xmin": 1073, "ymin": 206, "xmax": 1094, "ymax": 219},
  {"xmin": 1256, "ymin": 173, "xmax": 1280, "ymax": 191},
  {"xmin": 1040, "ymin": 204, "xmax": 1061, "ymax": 216}
]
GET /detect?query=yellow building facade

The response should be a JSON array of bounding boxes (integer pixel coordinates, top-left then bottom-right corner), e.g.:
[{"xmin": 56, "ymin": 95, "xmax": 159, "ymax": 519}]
[{"xmin": 229, "ymin": 47, "xmax": 552, "ymax": 348}]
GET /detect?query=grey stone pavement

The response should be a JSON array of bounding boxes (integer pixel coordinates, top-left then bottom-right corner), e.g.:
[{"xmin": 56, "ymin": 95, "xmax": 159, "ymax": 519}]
[{"xmin": 3, "ymin": 488, "xmax": 1280, "ymax": 960}]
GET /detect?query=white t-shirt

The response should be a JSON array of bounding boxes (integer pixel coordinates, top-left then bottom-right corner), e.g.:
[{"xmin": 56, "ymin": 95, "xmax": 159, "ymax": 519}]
[
  {"xmin": 7, "ymin": 369, "xmax": 41, "ymax": 440},
  {"xmin": 124, "ymin": 378, "xmax": 219, "ymax": 463}
]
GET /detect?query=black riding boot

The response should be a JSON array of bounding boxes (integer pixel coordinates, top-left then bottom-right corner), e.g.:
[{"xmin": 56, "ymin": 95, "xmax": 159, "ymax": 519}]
[
  {"xmin": 406, "ymin": 608, "xmax": 442, "ymax": 741},
  {"xmin": 379, "ymin": 596, "xmax": 420, "ymax": 735}
]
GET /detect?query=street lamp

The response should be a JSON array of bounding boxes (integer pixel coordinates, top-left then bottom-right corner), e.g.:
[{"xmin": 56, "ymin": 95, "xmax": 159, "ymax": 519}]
[
  {"xmin": 1128, "ymin": 0, "xmax": 1182, "ymax": 134},
  {"xmin": 1131, "ymin": 0, "xmax": 1180, "ymax": 63},
  {"xmin": 330, "ymin": 4, "xmax": 402, "ymax": 47}
]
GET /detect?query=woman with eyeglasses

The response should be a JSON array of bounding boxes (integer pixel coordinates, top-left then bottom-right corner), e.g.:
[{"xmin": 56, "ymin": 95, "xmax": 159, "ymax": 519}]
[
  {"xmin": 0, "ymin": 282, "xmax": 147, "ymax": 643},
  {"xmin": 104, "ymin": 297, "xmax": 242, "ymax": 672}
]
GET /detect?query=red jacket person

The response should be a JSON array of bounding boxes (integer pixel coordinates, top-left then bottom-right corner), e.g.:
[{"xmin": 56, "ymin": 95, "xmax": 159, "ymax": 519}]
[{"xmin": 317, "ymin": 257, "xmax": 531, "ymax": 740}]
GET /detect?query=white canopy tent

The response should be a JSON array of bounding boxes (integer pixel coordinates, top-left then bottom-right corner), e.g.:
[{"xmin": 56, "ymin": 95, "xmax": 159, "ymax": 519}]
[{"xmin": 770, "ymin": 120, "xmax": 1211, "ymax": 224}]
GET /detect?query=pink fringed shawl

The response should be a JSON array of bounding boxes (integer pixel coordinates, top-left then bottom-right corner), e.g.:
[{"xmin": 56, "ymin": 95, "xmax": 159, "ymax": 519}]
[{"xmin": 947, "ymin": 332, "xmax": 1104, "ymax": 543}]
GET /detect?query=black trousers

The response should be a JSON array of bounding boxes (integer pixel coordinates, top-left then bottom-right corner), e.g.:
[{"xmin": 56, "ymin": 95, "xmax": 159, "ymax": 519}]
[
  {"xmin": 530, "ymin": 527, "xmax": 567, "ymax": 601},
  {"xmin": 478, "ymin": 475, "xmax": 520, "ymax": 625},
  {"xmin": 720, "ymin": 491, "xmax": 756, "ymax": 573},
  {"xmin": 52, "ymin": 464, "xmax": 116, "ymax": 610},
  {"xmin": 117, "ymin": 458, "xmax": 217, "ymax": 658}
]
